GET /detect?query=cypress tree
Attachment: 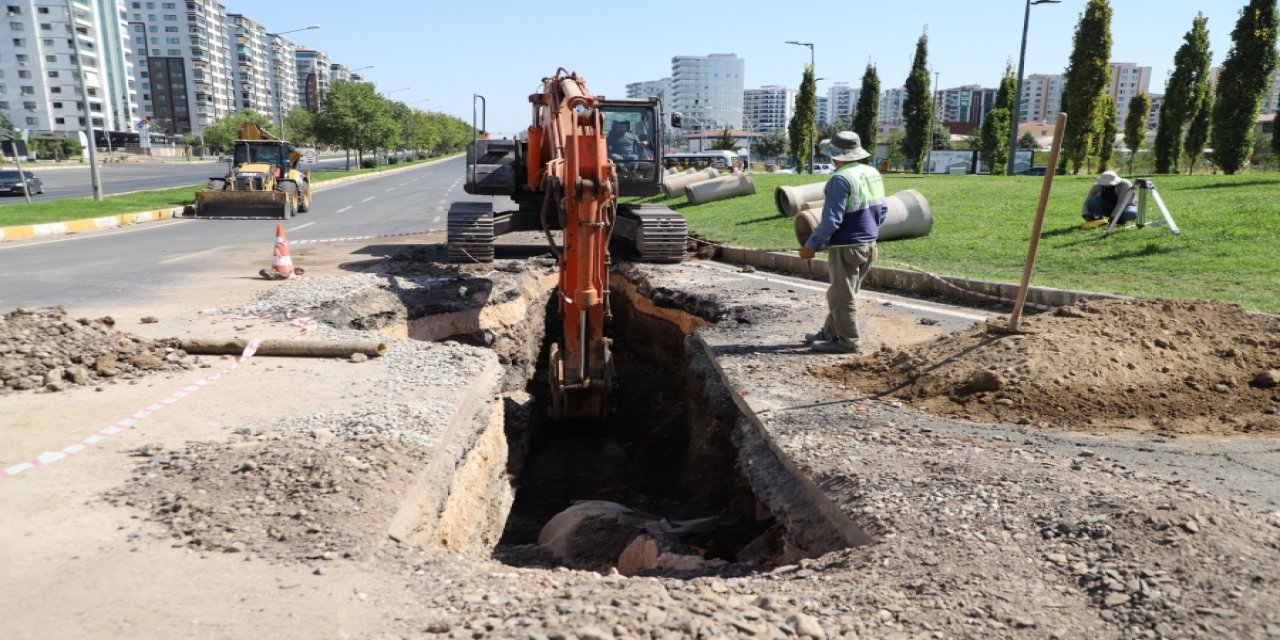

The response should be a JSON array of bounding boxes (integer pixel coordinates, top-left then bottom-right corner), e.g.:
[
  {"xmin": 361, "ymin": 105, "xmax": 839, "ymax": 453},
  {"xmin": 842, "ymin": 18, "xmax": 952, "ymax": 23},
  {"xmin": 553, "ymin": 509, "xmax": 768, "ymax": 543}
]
[
  {"xmin": 1184, "ymin": 92, "xmax": 1212, "ymax": 173},
  {"xmin": 1059, "ymin": 0, "xmax": 1113, "ymax": 173},
  {"xmin": 1098, "ymin": 95, "xmax": 1118, "ymax": 171},
  {"xmin": 1154, "ymin": 14, "xmax": 1211, "ymax": 173},
  {"xmin": 902, "ymin": 31, "xmax": 932, "ymax": 173},
  {"xmin": 1124, "ymin": 92, "xmax": 1152, "ymax": 173},
  {"xmin": 1210, "ymin": 0, "xmax": 1278, "ymax": 174},
  {"xmin": 979, "ymin": 63, "xmax": 1017, "ymax": 173},
  {"xmin": 788, "ymin": 64, "xmax": 818, "ymax": 171},
  {"xmin": 851, "ymin": 64, "xmax": 880, "ymax": 159}
]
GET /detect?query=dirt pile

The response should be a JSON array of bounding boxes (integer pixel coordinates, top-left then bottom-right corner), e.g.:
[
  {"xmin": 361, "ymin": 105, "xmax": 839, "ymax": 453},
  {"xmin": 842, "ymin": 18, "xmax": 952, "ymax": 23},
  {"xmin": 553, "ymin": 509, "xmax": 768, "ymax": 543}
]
[
  {"xmin": 0, "ymin": 306, "xmax": 191, "ymax": 395},
  {"xmin": 105, "ymin": 431, "xmax": 430, "ymax": 562},
  {"xmin": 817, "ymin": 298, "xmax": 1280, "ymax": 434}
]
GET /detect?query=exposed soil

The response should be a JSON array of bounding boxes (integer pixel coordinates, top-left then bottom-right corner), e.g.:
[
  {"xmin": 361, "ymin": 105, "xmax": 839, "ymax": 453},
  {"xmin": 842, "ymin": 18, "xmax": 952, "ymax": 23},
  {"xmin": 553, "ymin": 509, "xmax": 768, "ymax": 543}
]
[
  {"xmin": 815, "ymin": 298, "xmax": 1280, "ymax": 434},
  {"xmin": 0, "ymin": 306, "xmax": 193, "ymax": 395}
]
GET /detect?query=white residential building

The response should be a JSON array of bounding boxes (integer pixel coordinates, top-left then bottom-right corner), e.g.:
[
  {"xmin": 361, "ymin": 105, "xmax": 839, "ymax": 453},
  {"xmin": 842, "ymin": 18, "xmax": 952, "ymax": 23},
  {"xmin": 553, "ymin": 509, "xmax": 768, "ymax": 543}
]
[
  {"xmin": 879, "ymin": 87, "xmax": 906, "ymax": 126},
  {"xmin": 670, "ymin": 53, "xmax": 744, "ymax": 132},
  {"xmin": 1147, "ymin": 93, "xmax": 1164, "ymax": 131},
  {"xmin": 816, "ymin": 96, "xmax": 829, "ymax": 127},
  {"xmin": 268, "ymin": 33, "xmax": 297, "ymax": 123},
  {"xmin": 626, "ymin": 78, "xmax": 671, "ymax": 107},
  {"xmin": 226, "ymin": 14, "xmax": 271, "ymax": 118},
  {"xmin": 826, "ymin": 82, "xmax": 858, "ymax": 125},
  {"xmin": 1259, "ymin": 69, "xmax": 1280, "ymax": 114},
  {"xmin": 0, "ymin": 0, "xmax": 139, "ymax": 137},
  {"xmin": 1108, "ymin": 62, "xmax": 1151, "ymax": 125},
  {"xmin": 743, "ymin": 85, "xmax": 793, "ymax": 133},
  {"xmin": 1017, "ymin": 73, "xmax": 1064, "ymax": 124},
  {"xmin": 294, "ymin": 47, "xmax": 329, "ymax": 110},
  {"xmin": 128, "ymin": 0, "xmax": 235, "ymax": 137}
]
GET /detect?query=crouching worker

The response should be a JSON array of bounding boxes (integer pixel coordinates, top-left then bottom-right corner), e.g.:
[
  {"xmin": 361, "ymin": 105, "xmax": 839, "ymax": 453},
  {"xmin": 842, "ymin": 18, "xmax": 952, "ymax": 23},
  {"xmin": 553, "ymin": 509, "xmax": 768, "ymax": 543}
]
[{"xmin": 1082, "ymin": 170, "xmax": 1137, "ymax": 229}]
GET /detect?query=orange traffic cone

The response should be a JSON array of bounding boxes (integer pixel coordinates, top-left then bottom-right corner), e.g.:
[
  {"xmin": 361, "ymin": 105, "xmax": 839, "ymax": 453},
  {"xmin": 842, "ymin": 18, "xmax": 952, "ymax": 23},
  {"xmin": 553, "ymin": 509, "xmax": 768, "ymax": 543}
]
[{"xmin": 267, "ymin": 223, "xmax": 295, "ymax": 279}]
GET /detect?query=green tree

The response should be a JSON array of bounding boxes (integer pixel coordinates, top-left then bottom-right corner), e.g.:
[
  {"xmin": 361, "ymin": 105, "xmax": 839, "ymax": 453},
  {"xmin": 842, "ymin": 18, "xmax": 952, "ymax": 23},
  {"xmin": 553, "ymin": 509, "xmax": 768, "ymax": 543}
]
[
  {"xmin": 979, "ymin": 63, "xmax": 1017, "ymax": 173},
  {"xmin": 901, "ymin": 31, "xmax": 932, "ymax": 172},
  {"xmin": 754, "ymin": 128, "xmax": 787, "ymax": 162},
  {"xmin": 711, "ymin": 126, "xmax": 737, "ymax": 151},
  {"xmin": 1123, "ymin": 92, "xmax": 1152, "ymax": 173},
  {"xmin": 788, "ymin": 63, "xmax": 817, "ymax": 171},
  {"xmin": 851, "ymin": 63, "xmax": 880, "ymax": 157},
  {"xmin": 1184, "ymin": 92, "xmax": 1212, "ymax": 173},
  {"xmin": 202, "ymin": 110, "xmax": 277, "ymax": 151},
  {"xmin": 1059, "ymin": 0, "xmax": 1113, "ymax": 173},
  {"xmin": 0, "ymin": 111, "xmax": 16, "ymax": 140},
  {"xmin": 931, "ymin": 120, "xmax": 953, "ymax": 150},
  {"xmin": 887, "ymin": 130, "xmax": 908, "ymax": 169},
  {"xmin": 1097, "ymin": 96, "xmax": 1118, "ymax": 171},
  {"xmin": 314, "ymin": 80, "xmax": 397, "ymax": 167},
  {"xmin": 282, "ymin": 107, "xmax": 317, "ymax": 145},
  {"xmin": 1154, "ymin": 13, "xmax": 1212, "ymax": 173},
  {"xmin": 1018, "ymin": 132, "xmax": 1039, "ymax": 149},
  {"xmin": 1211, "ymin": 0, "xmax": 1278, "ymax": 174}
]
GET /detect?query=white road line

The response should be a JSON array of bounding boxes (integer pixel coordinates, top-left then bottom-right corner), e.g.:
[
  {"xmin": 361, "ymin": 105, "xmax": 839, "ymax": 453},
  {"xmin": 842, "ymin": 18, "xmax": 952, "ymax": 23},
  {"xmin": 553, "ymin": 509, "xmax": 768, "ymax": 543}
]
[
  {"xmin": 157, "ymin": 246, "xmax": 222, "ymax": 265},
  {"xmin": 399, "ymin": 182, "xmax": 409, "ymax": 187},
  {"xmin": 0, "ymin": 218, "xmax": 190, "ymax": 251},
  {"xmin": 361, "ymin": 196, "xmax": 376, "ymax": 203},
  {"xmin": 337, "ymin": 205, "xmax": 352, "ymax": 213},
  {"xmin": 288, "ymin": 222, "xmax": 316, "ymax": 232},
  {"xmin": 694, "ymin": 261, "xmax": 992, "ymax": 322},
  {"xmin": 431, "ymin": 216, "xmax": 441, "ymax": 222},
  {"xmin": 384, "ymin": 187, "xmax": 396, "ymax": 192}
]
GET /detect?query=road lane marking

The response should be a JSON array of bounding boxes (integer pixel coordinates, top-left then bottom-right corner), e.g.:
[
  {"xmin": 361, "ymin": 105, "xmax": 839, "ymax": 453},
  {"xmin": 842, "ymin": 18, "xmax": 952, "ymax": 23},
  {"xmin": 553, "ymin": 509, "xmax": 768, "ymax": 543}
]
[
  {"xmin": 384, "ymin": 187, "xmax": 396, "ymax": 192},
  {"xmin": 289, "ymin": 222, "xmax": 316, "ymax": 232},
  {"xmin": 0, "ymin": 218, "xmax": 191, "ymax": 251},
  {"xmin": 157, "ymin": 246, "xmax": 223, "ymax": 265},
  {"xmin": 431, "ymin": 215, "xmax": 441, "ymax": 222},
  {"xmin": 361, "ymin": 196, "xmax": 376, "ymax": 203},
  {"xmin": 337, "ymin": 206, "xmax": 352, "ymax": 213},
  {"xmin": 399, "ymin": 182, "xmax": 409, "ymax": 187}
]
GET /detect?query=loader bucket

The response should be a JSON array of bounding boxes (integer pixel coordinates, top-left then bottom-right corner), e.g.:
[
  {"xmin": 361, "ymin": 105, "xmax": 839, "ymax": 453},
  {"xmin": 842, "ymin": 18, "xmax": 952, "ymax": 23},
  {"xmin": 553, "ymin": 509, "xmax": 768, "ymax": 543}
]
[{"xmin": 193, "ymin": 190, "xmax": 293, "ymax": 220}]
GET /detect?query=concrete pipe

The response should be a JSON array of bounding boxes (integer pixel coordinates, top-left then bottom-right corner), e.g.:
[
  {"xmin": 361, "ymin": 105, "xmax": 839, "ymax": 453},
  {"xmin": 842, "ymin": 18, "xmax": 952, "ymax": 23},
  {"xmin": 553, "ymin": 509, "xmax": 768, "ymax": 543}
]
[
  {"xmin": 661, "ymin": 167, "xmax": 719, "ymax": 199},
  {"xmin": 180, "ymin": 338, "xmax": 387, "ymax": 358},
  {"xmin": 775, "ymin": 182, "xmax": 827, "ymax": 217},
  {"xmin": 793, "ymin": 189, "xmax": 933, "ymax": 246},
  {"xmin": 686, "ymin": 174, "xmax": 756, "ymax": 205}
]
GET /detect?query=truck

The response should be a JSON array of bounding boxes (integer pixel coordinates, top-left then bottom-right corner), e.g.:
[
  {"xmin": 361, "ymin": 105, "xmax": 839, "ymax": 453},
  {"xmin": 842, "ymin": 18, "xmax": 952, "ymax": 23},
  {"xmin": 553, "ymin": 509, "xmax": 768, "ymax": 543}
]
[{"xmin": 192, "ymin": 122, "xmax": 312, "ymax": 219}]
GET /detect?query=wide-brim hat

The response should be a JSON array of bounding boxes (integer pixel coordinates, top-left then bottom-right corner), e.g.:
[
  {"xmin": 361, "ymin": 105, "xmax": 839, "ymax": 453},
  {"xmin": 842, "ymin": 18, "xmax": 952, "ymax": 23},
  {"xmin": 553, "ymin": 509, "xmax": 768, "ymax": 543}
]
[
  {"xmin": 1097, "ymin": 170, "xmax": 1120, "ymax": 187},
  {"xmin": 820, "ymin": 130, "xmax": 871, "ymax": 162}
]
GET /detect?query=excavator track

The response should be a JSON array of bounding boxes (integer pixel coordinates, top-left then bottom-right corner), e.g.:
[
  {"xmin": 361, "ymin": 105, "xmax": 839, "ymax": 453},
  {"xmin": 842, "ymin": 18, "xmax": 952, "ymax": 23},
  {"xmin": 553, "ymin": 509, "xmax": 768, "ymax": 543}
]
[
  {"xmin": 614, "ymin": 204, "xmax": 687, "ymax": 263},
  {"xmin": 447, "ymin": 201, "xmax": 496, "ymax": 263}
]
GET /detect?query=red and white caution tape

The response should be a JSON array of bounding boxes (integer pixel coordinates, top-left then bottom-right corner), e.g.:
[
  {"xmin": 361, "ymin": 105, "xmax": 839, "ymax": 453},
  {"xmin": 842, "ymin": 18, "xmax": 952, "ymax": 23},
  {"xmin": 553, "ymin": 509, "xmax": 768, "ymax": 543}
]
[
  {"xmin": 0, "ymin": 339, "xmax": 262, "ymax": 480},
  {"xmin": 287, "ymin": 230, "xmax": 431, "ymax": 246}
]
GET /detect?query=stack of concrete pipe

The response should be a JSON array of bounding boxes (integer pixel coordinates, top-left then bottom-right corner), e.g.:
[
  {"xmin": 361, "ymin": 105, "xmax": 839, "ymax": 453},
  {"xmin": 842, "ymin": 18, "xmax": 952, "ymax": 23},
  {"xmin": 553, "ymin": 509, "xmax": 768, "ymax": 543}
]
[
  {"xmin": 661, "ymin": 167, "xmax": 719, "ymax": 198},
  {"xmin": 686, "ymin": 174, "xmax": 756, "ymax": 205},
  {"xmin": 788, "ymin": 188, "xmax": 934, "ymax": 244}
]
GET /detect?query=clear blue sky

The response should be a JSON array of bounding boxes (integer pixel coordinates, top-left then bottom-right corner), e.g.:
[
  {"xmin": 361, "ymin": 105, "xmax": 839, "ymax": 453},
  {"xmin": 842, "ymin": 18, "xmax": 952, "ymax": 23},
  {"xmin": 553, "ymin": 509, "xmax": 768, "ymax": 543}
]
[{"xmin": 240, "ymin": 1, "xmax": 1247, "ymax": 135}]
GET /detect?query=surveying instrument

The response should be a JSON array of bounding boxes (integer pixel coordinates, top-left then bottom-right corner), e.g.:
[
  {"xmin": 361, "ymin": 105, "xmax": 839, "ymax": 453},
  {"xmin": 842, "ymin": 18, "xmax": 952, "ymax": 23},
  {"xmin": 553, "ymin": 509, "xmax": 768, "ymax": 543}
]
[{"xmin": 1104, "ymin": 178, "xmax": 1181, "ymax": 236}]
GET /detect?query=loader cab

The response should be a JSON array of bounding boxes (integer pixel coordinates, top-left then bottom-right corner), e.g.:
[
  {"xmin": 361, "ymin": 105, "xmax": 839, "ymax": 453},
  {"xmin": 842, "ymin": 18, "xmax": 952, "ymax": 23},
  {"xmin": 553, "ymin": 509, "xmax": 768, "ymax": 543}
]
[
  {"xmin": 600, "ymin": 99, "xmax": 662, "ymax": 197},
  {"xmin": 234, "ymin": 141, "xmax": 291, "ymax": 169}
]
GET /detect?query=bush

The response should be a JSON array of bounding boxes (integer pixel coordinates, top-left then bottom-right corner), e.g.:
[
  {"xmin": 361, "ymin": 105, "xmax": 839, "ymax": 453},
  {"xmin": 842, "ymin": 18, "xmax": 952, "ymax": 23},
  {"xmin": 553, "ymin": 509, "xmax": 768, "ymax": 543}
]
[
  {"xmin": 388, "ymin": 156, "xmax": 399, "ymax": 165},
  {"xmin": 361, "ymin": 158, "xmax": 377, "ymax": 169}
]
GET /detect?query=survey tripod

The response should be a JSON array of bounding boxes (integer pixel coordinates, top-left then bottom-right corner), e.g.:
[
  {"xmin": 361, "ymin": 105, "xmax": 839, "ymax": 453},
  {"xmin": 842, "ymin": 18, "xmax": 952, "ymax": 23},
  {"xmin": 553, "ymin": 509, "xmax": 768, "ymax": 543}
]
[{"xmin": 1105, "ymin": 178, "xmax": 1181, "ymax": 236}]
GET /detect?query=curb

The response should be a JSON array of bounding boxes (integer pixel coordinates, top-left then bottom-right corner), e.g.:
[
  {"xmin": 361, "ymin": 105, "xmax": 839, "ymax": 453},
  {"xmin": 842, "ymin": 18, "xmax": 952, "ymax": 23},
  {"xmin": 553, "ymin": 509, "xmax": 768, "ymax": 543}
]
[
  {"xmin": 0, "ymin": 154, "xmax": 460, "ymax": 243},
  {"xmin": 703, "ymin": 240, "xmax": 1121, "ymax": 313}
]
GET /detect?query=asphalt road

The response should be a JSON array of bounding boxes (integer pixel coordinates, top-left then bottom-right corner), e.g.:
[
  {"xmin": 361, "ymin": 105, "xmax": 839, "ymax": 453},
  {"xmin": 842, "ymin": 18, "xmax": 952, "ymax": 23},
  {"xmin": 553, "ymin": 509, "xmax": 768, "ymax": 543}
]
[
  {"xmin": 0, "ymin": 154, "xmax": 355, "ymax": 206},
  {"xmin": 0, "ymin": 155, "xmax": 473, "ymax": 311}
]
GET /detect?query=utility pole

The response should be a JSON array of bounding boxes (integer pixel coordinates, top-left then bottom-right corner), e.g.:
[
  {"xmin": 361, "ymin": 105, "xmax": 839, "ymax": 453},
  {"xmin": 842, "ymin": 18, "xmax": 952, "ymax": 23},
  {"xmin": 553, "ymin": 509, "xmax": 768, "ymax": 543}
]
[
  {"xmin": 1009, "ymin": 0, "xmax": 1062, "ymax": 175},
  {"xmin": 66, "ymin": 0, "xmax": 102, "ymax": 201}
]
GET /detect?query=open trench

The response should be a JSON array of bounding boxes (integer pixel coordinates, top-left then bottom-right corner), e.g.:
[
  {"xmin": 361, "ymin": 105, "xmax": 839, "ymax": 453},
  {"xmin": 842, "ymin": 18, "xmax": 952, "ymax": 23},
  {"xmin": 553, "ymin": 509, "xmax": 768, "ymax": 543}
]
[{"xmin": 364, "ymin": 259, "xmax": 869, "ymax": 575}]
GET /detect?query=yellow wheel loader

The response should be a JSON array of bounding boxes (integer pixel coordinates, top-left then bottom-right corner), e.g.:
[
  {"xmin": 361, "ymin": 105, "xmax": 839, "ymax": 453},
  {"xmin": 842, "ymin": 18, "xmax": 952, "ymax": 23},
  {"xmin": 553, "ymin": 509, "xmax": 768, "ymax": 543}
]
[{"xmin": 193, "ymin": 122, "xmax": 312, "ymax": 219}]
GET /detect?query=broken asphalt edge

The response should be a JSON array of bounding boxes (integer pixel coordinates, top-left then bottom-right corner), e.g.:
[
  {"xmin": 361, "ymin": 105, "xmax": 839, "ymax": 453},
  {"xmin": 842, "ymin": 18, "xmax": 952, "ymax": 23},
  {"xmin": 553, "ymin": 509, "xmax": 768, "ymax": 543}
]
[{"xmin": 0, "ymin": 154, "xmax": 460, "ymax": 244}]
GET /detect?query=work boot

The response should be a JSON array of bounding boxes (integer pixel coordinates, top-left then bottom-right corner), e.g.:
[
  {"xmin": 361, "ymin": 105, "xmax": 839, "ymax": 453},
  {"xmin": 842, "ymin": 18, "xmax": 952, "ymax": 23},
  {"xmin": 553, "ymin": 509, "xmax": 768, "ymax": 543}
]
[
  {"xmin": 803, "ymin": 330, "xmax": 832, "ymax": 345},
  {"xmin": 811, "ymin": 339, "xmax": 862, "ymax": 354}
]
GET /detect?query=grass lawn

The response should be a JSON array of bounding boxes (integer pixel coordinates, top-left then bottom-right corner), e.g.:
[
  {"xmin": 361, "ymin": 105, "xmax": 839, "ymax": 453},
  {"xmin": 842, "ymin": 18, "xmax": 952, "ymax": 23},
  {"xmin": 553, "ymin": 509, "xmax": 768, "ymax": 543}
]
[
  {"xmin": 0, "ymin": 156, "xmax": 447, "ymax": 227},
  {"xmin": 636, "ymin": 172, "xmax": 1280, "ymax": 313}
]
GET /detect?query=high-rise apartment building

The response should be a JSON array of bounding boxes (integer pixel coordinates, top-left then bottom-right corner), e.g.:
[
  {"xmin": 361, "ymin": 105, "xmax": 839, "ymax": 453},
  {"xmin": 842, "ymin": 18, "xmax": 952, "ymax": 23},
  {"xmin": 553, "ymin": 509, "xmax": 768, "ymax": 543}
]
[
  {"xmin": 626, "ymin": 78, "xmax": 671, "ymax": 106},
  {"xmin": 826, "ymin": 83, "xmax": 858, "ymax": 125},
  {"xmin": 1108, "ymin": 62, "xmax": 1151, "ymax": 125},
  {"xmin": 0, "ymin": 0, "xmax": 138, "ymax": 136},
  {"xmin": 268, "ymin": 33, "xmax": 297, "ymax": 122},
  {"xmin": 1017, "ymin": 73, "xmax": 1063, "ymax": 124},
  {"xmin": 743, "ymin": 85, "xmax": 794, "ymax": 133},
  {"xmin": 1146, "ymin": 93, "xmax": 1164, "ymax": 131},
  {"xmin": 226, "ymin": 14, "xmax": 271, "ymax": 117},
  {"xmin": 670, "ymin": 53, "xmax": 744, "ymax": 131},
  {"xmin": 935, "ymin": 84, "xmax": 996, "ymax": 134},
  {"xmin": 294, "ymin": 47, "xmax": 329, "ymax": 110},
  {"xmin": 879, "ymin": 87, "xmax": 907, "ymax": 126},
  {"xmin": 128, "ymin": 0, "xmax": 235, "ymax": 137},
  {"xmin": 816, "ymin": 96, "xmax": 829, "ymax": 127}
]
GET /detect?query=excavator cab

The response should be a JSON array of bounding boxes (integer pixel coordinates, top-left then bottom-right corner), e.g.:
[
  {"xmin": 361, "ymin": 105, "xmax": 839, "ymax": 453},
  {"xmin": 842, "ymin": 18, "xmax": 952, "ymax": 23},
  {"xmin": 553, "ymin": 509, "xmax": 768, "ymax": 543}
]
[{"xmin": 601, "ymin": 103, "xmax": 660, "ymax": 194}]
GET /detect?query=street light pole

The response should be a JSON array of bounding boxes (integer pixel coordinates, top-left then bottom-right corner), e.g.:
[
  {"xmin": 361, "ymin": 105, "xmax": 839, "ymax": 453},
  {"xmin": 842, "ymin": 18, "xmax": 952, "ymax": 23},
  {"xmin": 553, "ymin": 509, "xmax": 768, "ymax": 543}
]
[
  {"xmin": 785, "ymin": 40, "xmax": 815, "ymax": 173},
  {"xmin": 66, "ymin": 0, "xmax": 102, "ymax": 200},
  {"xmin": 1008, "ymin": 0, "xmax": 1060, "ymax": 175}
]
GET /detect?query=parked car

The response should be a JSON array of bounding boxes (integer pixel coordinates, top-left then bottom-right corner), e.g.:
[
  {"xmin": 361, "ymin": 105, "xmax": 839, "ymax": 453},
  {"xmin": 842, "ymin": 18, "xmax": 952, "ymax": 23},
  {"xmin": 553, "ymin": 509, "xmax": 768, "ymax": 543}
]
[
  {"xmin": 1015, "ymin": 166, "xmax": 1064, "ymax": 176},
  {"xmin": 0, "ymin": 170, "xmax": 43, "ymax": 196},
  {"xmin": 810, "ymin": 163, "xmax": 835, "ymax": 174}
]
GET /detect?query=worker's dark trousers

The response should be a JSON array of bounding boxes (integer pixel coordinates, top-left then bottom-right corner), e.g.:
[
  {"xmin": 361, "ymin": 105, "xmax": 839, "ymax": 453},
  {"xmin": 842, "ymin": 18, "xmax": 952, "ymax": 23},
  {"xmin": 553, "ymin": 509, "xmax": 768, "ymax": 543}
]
[{"xmin": 821, "ymin": 243, "xmax": 878, "ymax": 348}]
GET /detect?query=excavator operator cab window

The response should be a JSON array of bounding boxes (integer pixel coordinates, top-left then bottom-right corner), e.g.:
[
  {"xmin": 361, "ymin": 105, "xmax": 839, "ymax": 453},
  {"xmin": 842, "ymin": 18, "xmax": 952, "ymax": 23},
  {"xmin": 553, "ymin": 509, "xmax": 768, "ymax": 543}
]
[{"xmin": 603, "ymin": 109, "xmax": 656, "ymax": 181}]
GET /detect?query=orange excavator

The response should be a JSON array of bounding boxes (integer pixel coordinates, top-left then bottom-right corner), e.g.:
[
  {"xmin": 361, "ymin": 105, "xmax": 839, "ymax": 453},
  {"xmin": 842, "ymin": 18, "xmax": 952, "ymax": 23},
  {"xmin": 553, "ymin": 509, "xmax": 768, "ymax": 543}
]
[{"xmin": 448, "ymin": 70, "xmax": 685, "ymax": 419}]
